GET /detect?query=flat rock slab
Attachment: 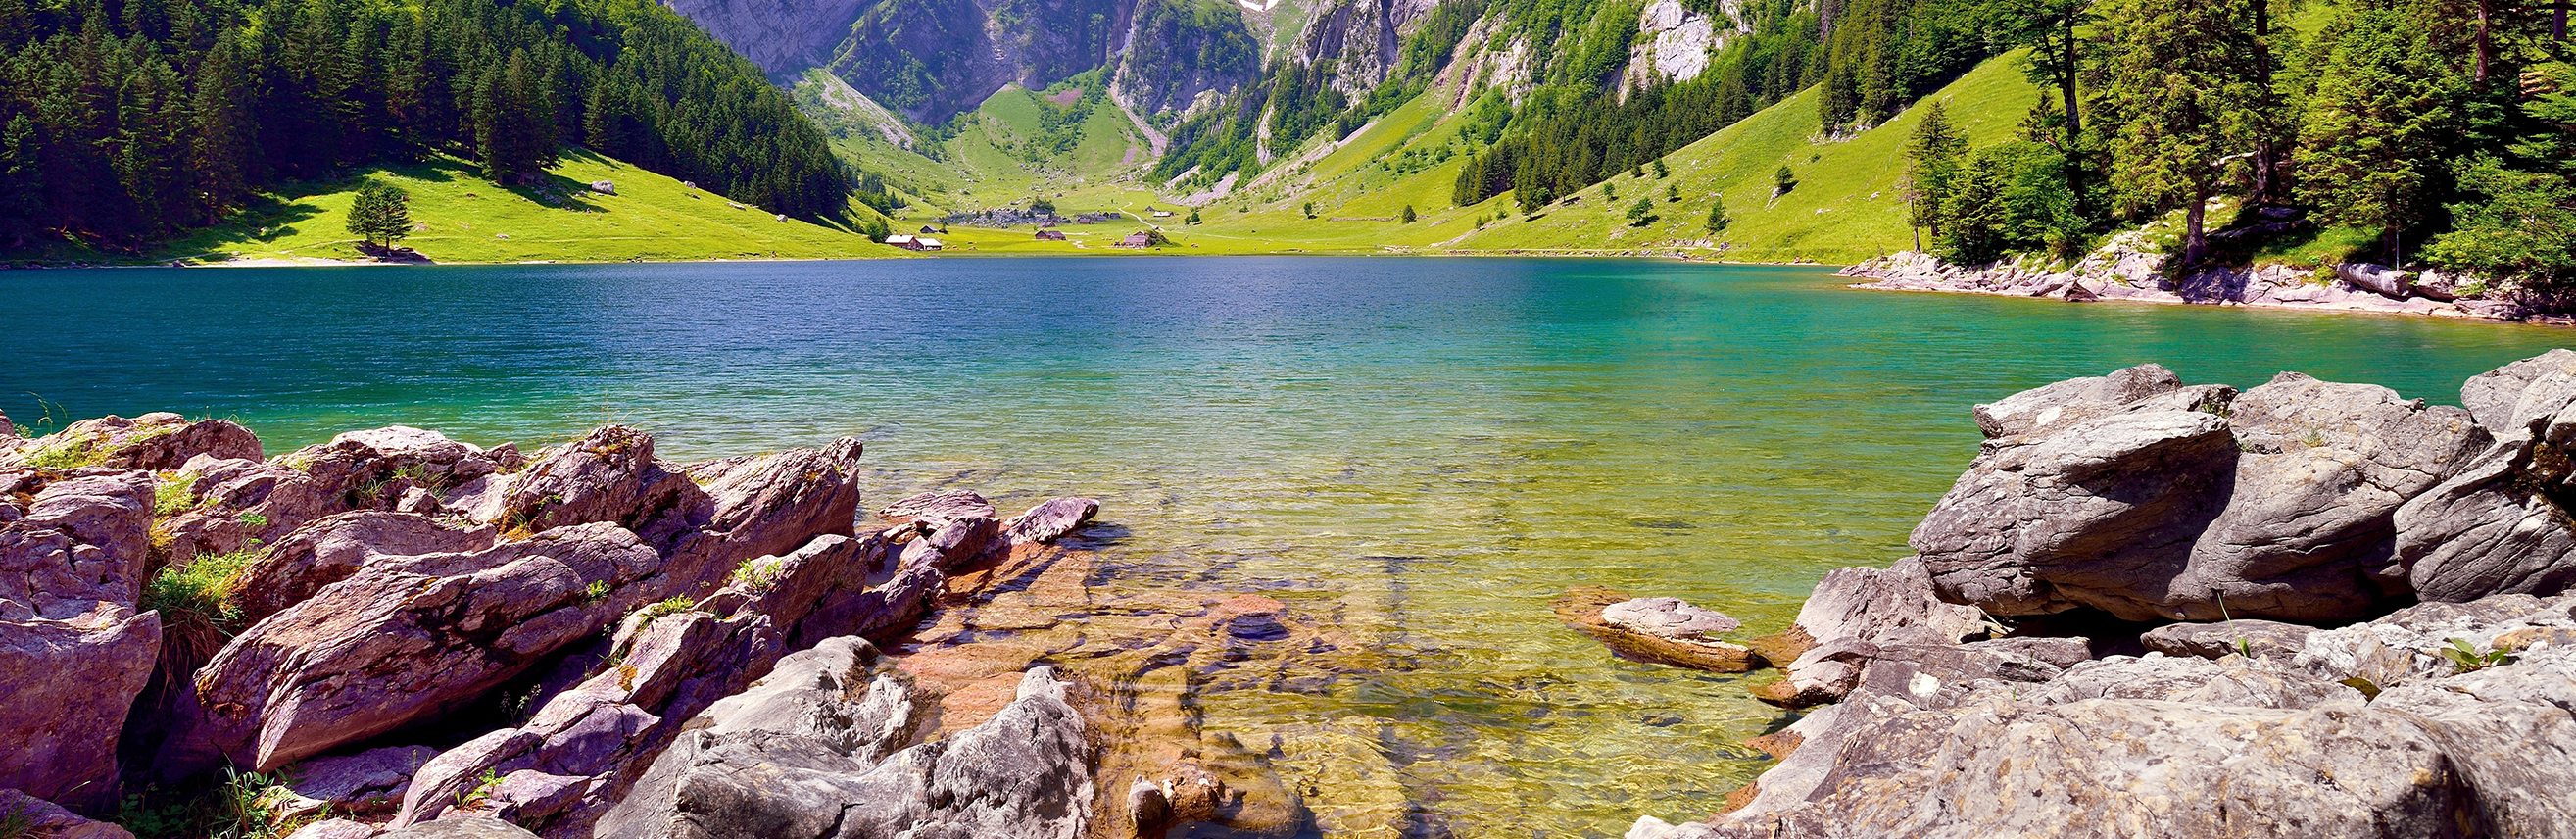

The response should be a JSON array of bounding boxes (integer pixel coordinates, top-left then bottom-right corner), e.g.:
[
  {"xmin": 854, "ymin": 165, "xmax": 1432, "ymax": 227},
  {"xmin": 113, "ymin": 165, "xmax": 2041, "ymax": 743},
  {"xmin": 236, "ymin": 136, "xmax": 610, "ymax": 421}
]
[{"xmin": 1555, "ymin": 586, "xmax": 1762, "ymax": 672}]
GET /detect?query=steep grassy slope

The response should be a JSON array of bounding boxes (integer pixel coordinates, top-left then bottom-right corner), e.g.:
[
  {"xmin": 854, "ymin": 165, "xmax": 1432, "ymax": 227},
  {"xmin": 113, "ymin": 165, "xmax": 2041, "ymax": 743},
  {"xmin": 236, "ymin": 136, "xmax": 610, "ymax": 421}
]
[
  {"xmin": 812, "ymin": 50, "xmax": 2040, "ymax": 263},
  {"xmin": 1451, "ymin": 53, "xmax": 2041, "ymax": 262},
  {"xmin": 156, "ymin": 150, "xmax": 900, "ymax": 265},
  {"xmin": 1035, "ymin": 52, "xmax": 2040, "ymax": 261}
]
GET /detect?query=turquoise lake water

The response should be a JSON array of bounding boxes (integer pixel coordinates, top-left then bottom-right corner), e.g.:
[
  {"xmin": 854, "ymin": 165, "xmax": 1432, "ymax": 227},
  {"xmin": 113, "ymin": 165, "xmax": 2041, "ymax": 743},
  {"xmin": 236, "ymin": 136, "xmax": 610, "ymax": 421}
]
[{"xmin": 6, "ymin": 258, "xmax": 2570, "ymax": 836}]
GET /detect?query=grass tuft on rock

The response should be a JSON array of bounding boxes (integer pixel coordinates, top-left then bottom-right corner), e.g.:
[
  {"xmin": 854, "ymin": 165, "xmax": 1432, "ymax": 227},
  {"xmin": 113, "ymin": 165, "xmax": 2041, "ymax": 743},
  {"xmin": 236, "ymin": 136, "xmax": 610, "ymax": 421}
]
[{"xmin": 142, "ymin": 546, "xmax": 259, "ymax": 636}]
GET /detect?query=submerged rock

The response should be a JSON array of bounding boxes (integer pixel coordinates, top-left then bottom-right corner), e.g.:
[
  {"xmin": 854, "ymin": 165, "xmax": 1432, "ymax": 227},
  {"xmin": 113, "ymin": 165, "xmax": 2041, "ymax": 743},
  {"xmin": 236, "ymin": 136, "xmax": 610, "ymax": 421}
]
[
  {"xmin": 1556, "ymin": 586, "xmax": 1762, "ymax": 672},
  {"xmin": 1003, "ymin": 496, "xmax": 1099, "ymax": 545},
  {"xmin": 597, "ymin": 640, "xmax": 1096, "ymax": 839}
]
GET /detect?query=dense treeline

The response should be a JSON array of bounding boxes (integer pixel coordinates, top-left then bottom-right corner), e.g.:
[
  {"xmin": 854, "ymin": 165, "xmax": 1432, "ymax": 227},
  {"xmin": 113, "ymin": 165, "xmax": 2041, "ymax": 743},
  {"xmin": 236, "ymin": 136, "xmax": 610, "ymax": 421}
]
[
  {"xmin": 1904, "ymin": 0, "xmax": 2575, "ymax": 293},
  {"xmin": 0, "ymin": 0, "xmax": 848, "ymax": 251}
]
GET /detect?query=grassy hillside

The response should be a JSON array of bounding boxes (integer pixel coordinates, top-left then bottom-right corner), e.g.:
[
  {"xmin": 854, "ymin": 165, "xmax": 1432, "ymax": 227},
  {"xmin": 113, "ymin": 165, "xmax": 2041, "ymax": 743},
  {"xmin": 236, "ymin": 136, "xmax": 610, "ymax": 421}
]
[
  {"xmin": 870, "ymin": 51, "xmax": 2039, "ymax": 261},
  {"xmin": 1085, "ymin": 52, "xmax": 2034, "ymax": 260},
  {"xmin": 154, "ymin": 150, "xmax": 901, "ymax": 265}
]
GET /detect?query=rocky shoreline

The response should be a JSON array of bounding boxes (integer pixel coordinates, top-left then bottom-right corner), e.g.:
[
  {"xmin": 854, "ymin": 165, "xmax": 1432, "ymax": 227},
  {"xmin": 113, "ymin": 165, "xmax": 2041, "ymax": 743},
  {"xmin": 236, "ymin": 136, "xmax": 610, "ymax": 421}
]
[
  {"xmin": 1842, "ymin": 239, "xmax": 2567, "ymax": 324},
  {"xmin": 0, "ymin": 412, "xmax": 1343, "ymax": 839},
  {"xmin": 1605, "ymin": 351, "xmax": 2576, "ymax": 837}
]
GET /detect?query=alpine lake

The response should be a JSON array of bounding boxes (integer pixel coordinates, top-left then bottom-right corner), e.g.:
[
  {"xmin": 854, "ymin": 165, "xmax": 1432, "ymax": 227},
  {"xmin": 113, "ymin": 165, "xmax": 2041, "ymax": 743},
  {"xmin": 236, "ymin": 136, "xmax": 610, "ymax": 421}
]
[{"xmin": 9, "ymin": 257, "xmax": 2568, "ymax": 837}]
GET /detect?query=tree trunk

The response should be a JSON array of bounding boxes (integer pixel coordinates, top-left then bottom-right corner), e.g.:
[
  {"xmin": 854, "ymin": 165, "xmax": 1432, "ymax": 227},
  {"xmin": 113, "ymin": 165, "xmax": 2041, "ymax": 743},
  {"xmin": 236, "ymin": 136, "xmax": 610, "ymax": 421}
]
[
  {"xmin": 2059, "ymin": 9, "xmax": 2086, "ymax": 216},
  {"xmin": 2184, "ymin": 193, "xmax": 2209, "ymax": 267},
  {"xmin": 2477, "ymin": 0, "xmax": 2495, "ymax": 83}
]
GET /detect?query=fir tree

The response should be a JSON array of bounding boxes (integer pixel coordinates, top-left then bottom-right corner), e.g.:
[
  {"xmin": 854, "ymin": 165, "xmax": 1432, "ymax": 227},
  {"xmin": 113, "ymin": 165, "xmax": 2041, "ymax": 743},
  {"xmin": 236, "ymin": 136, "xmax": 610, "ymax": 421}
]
[
  {"xmin": 2090, "ymin": 0, "xmax": 2269, "ymax": 266},
  {"xmin": 2293, "ymin": 8, "xmax": 2462, "ymax": 265},
  {"xmin": 1902, "ymin": 101, "xmax": 1968, "ymax": 251},
  {"xmin": 344, "ymin": 179, "xmax": 412, "ymax": 251},
  {"xmin": 1706, "ymin": 196, "xmax": 1730, "ymax": 232}
]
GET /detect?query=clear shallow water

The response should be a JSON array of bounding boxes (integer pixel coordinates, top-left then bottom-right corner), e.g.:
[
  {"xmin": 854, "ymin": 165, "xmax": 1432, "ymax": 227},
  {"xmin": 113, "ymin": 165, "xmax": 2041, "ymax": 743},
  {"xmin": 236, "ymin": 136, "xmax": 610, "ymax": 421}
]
[{"xmin": 7, "ymin": 258, "xmax": 2570, "ymax": 836}]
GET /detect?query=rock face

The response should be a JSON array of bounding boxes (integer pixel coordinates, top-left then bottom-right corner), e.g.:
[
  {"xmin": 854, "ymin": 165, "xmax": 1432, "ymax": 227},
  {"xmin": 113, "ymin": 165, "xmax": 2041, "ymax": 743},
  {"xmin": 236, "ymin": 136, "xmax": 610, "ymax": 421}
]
[
  {"xmin": 0, "ymin": 469, "xmax": 161, "ymax": 811},
  {"xmin": 1633, "ymin": 355, "xmax": 2576, "ymax": 838},
  {"xmin": 2388, "ymin": 352, "xmax": 2576, "ymax": 603},
  {"xmin": 597, "ymin": 640, "xmax": 1094, "ymax": 839},
  {"xmin": 2172, "ymin": 372, "xmax": 2486, "ymax": 619},
  {"xmin": 394, "ymin": 528, "xmax": 947, "ymax": 837},
  {"xmin": 236, "ymin": 512, "xmax": 500, "ymax": 623},
  {"xmin": 1651, "ymin": 593, "xmax": 2576, "ymax": 839},
  {"xmin": 155, "ymin": 425, "xmax": 514, "ymax": 565}
]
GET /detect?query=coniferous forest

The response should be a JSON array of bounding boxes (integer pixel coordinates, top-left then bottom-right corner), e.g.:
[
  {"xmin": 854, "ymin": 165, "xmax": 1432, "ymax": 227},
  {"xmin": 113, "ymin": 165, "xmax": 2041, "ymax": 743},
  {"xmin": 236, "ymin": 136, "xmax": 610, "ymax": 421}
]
[
  {"xmin": 1895, "ymin": 0, "xmax": 2574, "ymax": 292},
  {"xmin": 0, "ymin": 0, "xmax": 849, "ymax": 251}
]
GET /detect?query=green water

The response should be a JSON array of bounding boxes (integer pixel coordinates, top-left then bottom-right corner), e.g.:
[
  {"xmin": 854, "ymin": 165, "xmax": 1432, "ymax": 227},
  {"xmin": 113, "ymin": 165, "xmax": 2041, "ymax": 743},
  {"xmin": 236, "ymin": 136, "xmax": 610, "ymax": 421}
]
[{"xmin": 6, "ymin": 258, "xmax": 2568, "ymax": 836}]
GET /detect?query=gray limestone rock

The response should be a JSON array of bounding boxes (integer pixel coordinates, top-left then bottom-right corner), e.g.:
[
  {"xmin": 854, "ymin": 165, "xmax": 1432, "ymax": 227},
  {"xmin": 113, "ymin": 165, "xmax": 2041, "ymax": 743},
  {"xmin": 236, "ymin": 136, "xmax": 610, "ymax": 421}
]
[
  {"xmin": 2140, "ymin": 618, "xmax": 2316, "ymax": 662},
  {"xmin": 1914, "ymin": 409, "xmax": 2239, "ymax": 618},
  {"xmin": 1600, "ymin": 597, "xmax": 1739, "ymax": 640},
  {"xmin": 597, "ymin": 644, "xmax": 1090, "ymax": 839},
  {"xmin": 2170, "ymin": 372, "xmax": 2487, "ymax": 621},
  {"xmin": 1969, "ymin": 363, "xmax": 2183, "ymax": 439}
]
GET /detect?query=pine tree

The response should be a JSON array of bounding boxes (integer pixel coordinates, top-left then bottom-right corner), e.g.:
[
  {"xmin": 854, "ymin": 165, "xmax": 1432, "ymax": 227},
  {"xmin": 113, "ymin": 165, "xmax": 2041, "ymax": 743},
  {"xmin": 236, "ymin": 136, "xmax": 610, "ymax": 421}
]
[
  {"xmin": 2294, "ymin": 8, "xmax": 2462, "ymax": 265},
  {"xmin": 1902, "ymin": 101, "xmax": 1968, "ymax": 252},
  {"xmin": 1401, "ymin": 205, "xmax": 1417, "ymax": 222},
  {"xmin": 1705, "ymin": 196, "xmax": 1730, "ymax": 232}
]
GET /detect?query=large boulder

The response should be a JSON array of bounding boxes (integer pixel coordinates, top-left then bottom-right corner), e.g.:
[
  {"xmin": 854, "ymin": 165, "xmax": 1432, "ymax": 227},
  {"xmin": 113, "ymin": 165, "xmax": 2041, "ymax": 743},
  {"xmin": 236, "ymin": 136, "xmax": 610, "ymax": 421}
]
[
  {"xmin": 166, "ymin": 523, "xmax": 667, "ymax": 774},
  {"xmin": 2458, "ymin": 348, "xmax": 2576, "ymax": 440},
  {"xmin": 236, "ymin": 512, "xmax": 500, "ymax": 623},
  {"xmin": 2385, "ymin": 352, "xmax": 2576, "ymax": 603},
  {"xmin": 2168, "ymin": 372, "xmax": 2487, "ymax": 621},
  {"xmin": 0, "ymin": 413, "xmax": 260, "ymax": 471},
  {"xmin": 655, "ymin": 438, "xmax": 868, "ymax": 594},
  {"xmin": 499, "ymin": 425, "xmax": 701, "ymax": 538},
  {"xmin": 0, "ymin": 469, "xmax": 161, "ymax": 811},
  {"xmin": 1915, "ymin": 408, "xmax": 2240, "ymax": 618},
  {"xmin": 0, "ymin": 788, "xmax": 138, "ymax": 839},
  {"xmin": 1969, "ymin": 363, "xmax": 2185, "ymax": 438},
  {"xmin": 591, "ymin": 637, "xmax": 936, "ymax": 839},
  {"xmin": 1742, "ymin": 557, "xmax": 1995, "ymax": 708}
]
